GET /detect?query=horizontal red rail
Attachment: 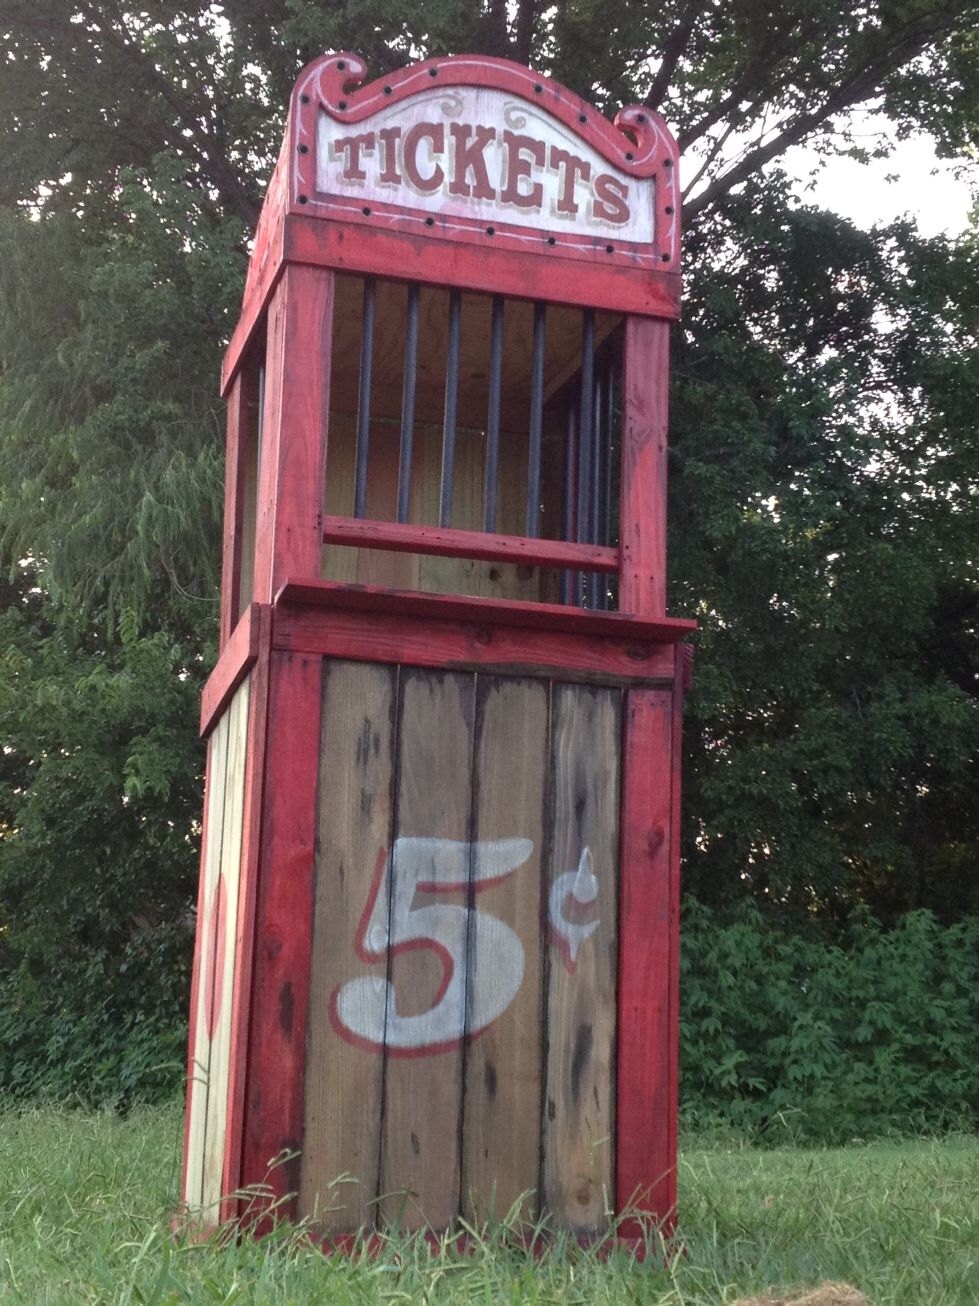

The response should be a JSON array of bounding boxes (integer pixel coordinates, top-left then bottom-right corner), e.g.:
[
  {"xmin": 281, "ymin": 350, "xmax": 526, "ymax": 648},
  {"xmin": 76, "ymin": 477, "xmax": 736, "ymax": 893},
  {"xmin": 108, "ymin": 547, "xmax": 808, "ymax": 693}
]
[{"xmin": 323, "ymin": 515, "xmax": 619, "ymax": 573}]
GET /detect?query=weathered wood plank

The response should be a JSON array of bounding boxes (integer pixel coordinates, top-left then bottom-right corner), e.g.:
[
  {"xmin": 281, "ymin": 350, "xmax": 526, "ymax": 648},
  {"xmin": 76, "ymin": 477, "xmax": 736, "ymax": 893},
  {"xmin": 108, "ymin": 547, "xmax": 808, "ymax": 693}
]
[
  {"xmin": 616, "ymin": 684, "xmax": 675, "ymax": 1238},
  {"xmin": 300, "ymin": 660, "xmax": 398, "ymax": 1230},
  {"xmin": 201, "ymin": 676, "xmax": 251, "ymax": 1214},
  {"xmin": 240, "ymin": 651, "xmax": 323, "ymax": 1219},
  {"xmin": 620, "ymin": 317, "xmax": 669, "ymax": 617},
  {"xmin": 542, "ymin": 682, "xmax": 621, "ymax": 1235},
  {"xmin": 378, "ymin": 669, "xmax": 475, "ymax": 1230},
  {"xmin": 183, "ymin": 704, "xmax": 230, "ymax": 1212},
  {"xmin": 461, "ymin": 675, "xmax": 547, "ymax": 1223}
]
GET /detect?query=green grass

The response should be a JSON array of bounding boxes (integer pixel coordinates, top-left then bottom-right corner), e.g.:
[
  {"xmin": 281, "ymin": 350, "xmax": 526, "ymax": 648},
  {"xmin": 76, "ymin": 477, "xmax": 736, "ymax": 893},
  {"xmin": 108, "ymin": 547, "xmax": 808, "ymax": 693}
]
[{"xmin": 0, "ymin": 1102, "xmax": 976, "ymax": 1304}]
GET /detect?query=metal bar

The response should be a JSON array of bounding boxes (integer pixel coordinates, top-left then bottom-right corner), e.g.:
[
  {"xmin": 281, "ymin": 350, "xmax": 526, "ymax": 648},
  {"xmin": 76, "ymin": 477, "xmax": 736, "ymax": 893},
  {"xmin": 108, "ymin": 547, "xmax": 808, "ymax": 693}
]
[
  {"xmin": 577, "ymin": 311, "xmax": 595, "ymax": 606},
  {"xmin": 590, "ymin": 365, "xmax": 605, "ymax": 608},
  {"xmin": 525, "ymin": 302, "xmax": 546, "ymax": 538},
  {"xmin": 397, "ymin": 283, "xmax": 420, "ymax": 524},
  {"xmin": 561, "ymin": 399, "xmax": 577, "ymax": 605},
  {"xmin": 439, "ymin": 290, "xmax": 461, "ymax": 528},
  {"xmin": 600, "ymin": 360, "xmax": 616, "ymax": 609},
  {"xmin": 483, "ymin": 295, "xmax": 504, "ymax": 533},
  {"xmin": 256, "ymin": 359, "xmax": 266, "ymax": 469},
  {"xmin": 353, "ymin": 277, "xmax": 376, "ymax": 519}
]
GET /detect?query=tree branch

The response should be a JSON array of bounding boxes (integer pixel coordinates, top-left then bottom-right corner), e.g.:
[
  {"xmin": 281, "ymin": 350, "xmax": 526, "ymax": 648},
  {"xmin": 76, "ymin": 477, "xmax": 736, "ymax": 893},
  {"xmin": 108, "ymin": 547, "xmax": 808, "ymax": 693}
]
[
  {"xmin": 645, "ymin": 0, "xmax": 706, "ymax": 111},
  {"xmin": 514, "ymin": 0, "xmax": 537, "ymax": 66}
]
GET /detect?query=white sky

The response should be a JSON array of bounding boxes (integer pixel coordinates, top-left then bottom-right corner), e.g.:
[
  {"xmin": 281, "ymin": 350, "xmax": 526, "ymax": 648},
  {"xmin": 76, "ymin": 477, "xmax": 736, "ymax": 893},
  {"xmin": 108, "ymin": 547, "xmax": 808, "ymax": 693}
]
[{"xmin": 782, "ymin": 117, "xmax": 976, "ymax": 238}]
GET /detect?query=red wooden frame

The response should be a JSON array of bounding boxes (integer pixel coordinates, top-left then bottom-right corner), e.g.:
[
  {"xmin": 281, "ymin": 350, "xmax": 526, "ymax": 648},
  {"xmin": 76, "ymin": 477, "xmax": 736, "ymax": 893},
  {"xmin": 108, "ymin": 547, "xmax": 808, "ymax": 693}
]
[
  {"xmin": 219, "ymin": 372, "xmax": 251, "ymax": 648},
  {"xmin": 220, "ymin": 603, "xmax": 273, "ymax": 1221},
  {"xmin": 239, "ymin": 649, "xmax": 324, "ymax": 1214},
  {"xmin": 251, "ymin": 263, "xmax": 335, "ymax": 605},
  {"xmin": 323, "ymin": 515, "xmax": 619, "ymax": 574},
  {"xmin": 200, "ymin": 602, "xmax": 261, "ymax": 737},
  {"xmin": 190, "ymin": 45, "xmax": 692, "ymax": 1247},
  {"xmin": 221, "ymin": 52, "xmax": 681, "ymax": 395}
]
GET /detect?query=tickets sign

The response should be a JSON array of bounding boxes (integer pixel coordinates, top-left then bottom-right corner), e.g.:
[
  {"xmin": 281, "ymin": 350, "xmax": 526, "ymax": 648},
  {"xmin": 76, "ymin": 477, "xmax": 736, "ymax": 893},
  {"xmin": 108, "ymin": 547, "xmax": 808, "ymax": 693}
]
[{"xmin": 290, "ymin": 52, "xmax": 679, "ymax": 269}]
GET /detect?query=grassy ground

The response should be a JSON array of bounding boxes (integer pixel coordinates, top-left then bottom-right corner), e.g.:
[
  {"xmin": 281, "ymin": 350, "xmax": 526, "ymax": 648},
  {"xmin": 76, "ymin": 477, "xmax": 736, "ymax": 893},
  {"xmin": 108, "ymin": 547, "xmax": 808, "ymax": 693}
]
[{"xmin": 0, "ymin": 1102, "xmax": 976, "ymax": 1304}]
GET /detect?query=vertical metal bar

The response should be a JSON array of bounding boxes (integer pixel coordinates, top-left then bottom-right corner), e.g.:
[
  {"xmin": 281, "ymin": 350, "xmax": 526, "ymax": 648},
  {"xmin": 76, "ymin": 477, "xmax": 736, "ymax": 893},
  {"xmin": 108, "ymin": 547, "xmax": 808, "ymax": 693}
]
[
  {"xmin": 525, "ymin": 302, "xmax": 546, "ymax": 538},
  {"xmin": 602, "ymin": 358, "xmax": 615, "ymax": 547},
  {"xmin": 589, "ymin": 366, "xmax": 605, "ymax": 609},
  {"xmin": 577, "ymin": 310, "xmax": 595, "ymax": 606},
  {"xmin": 439, "ymin": 290, "xmax": 461, "ymax": 528},
  {"xmin": 256, "ymin": 359, "xmax": 266, "ymax": 465},
  {"xmin": 483, "ymin": 295, "xmax": 504, "ymax": 533},
  {"xmin": 397, "ymin": 283, "xmax": 420, "ymax": 524},
  {"xmin": 353, "ymin": 277, "xmax": 376, "ymax": 519},
  {"xmin": 561, "ymin": 399, "xmax": 576, "ymax": 605}
]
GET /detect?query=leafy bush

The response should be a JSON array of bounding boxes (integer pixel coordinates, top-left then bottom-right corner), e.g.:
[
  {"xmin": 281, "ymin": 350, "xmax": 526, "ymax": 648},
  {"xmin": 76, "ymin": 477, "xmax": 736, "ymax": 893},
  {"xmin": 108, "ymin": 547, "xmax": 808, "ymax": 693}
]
[{"xmin": 681, "ymin": 902, "xmax": 979, "ymax": 1141}]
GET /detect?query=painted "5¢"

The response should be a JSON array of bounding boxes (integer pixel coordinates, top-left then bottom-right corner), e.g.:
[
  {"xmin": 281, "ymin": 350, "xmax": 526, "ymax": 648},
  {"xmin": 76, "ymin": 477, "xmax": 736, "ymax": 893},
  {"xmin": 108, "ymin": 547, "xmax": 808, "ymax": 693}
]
[{"xmin": 331, "ymin": 837, "xmax": 532, "ymax": 1055}]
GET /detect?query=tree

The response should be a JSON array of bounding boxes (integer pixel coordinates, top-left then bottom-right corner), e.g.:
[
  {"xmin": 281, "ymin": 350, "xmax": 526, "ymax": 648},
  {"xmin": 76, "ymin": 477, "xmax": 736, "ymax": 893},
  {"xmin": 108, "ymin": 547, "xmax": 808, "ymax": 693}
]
[{"xmin": 0, "ymin": 1, "xmax": 977, "ymax": 1097}]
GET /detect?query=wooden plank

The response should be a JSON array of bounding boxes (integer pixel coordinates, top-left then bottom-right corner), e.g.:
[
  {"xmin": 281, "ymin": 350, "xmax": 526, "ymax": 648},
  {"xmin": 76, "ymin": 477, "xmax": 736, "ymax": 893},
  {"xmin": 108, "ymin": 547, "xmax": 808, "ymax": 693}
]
[
  {"xmin": 251, "ymin": 264, "xmax": 334, "ymax": 605},
  {"xmin": 220, "ymin": 371, "xmax": 251, "ymax": 649},
  {"xmin": 220, "ymin": 137, "xmax": 289, "ymax": 395},
  {"xmin": 275, "ymin": 603, "xmax": 675, "ymax": 686},
  {"xmin": 221, "ymin": 605, "xmax": 273, "ymax": 1221},
  {"xmin": 283, "ymin": 216, "xmax": 682, "ymax": 321},
  {"xmin": 542, "ymin": 682, "xmax": 620, "ymax": 1235},
  {"xmin": 620, "ymin": 316, "xmax": 670, "ymax": 617},
  {"xmin": 276, "ymin": 579, "xmax": 694, "ymax": 644},
  {"xmin": 300, "ymin": 660, "xmax": 398, "ymax": 1230},
  {"xmin": 201, "ymin": 676, "xmax": 251, "ymax": 1214},
  {"xmin": 240, "ymin": 651, "xmax": 323, "ymax": 1219},
  {"xmin": 182, "ymin": 704, "xmax": 230, "ymax": 1212},
  {"xmin": 616, "ymin": 686, "xmax": 674, "ymax": 1237},
  {"xmin": 378, "ymin": 669, "xmax": 475, "ymax": 1231},
  {"xmin": 323, "ymin": 516, "xmax": 618, "ymax": 573},
  {"xmin": 200, "ymin": 603, "xmax": 261, "ymax": 738},
  {"xmin": 461, "ymin": 676, "xmax": 547, "ymax": 1223}
]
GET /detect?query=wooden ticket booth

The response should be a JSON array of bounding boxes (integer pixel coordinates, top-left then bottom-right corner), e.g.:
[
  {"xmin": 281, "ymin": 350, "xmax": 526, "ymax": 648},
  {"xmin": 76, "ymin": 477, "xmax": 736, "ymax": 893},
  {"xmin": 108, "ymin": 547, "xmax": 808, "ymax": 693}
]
[{"xmin": 182, "ymin": 50, "xmax": 693, "ymax": 1248}]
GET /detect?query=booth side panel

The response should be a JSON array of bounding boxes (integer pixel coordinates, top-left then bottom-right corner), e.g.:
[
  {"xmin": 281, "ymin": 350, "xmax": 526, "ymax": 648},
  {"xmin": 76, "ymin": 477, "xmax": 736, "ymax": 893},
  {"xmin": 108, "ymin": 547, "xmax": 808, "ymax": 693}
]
[
  {"xmin": 542, "ymin": 684, "xmax": 620, "ymax": 1236},
  {"xmin": 301, "ymin": 660, "xmax": 398, "ymax": 1230},
  {"xmin": 182, "ymin": 676, "xmax": 250, "ymax": 1217}
]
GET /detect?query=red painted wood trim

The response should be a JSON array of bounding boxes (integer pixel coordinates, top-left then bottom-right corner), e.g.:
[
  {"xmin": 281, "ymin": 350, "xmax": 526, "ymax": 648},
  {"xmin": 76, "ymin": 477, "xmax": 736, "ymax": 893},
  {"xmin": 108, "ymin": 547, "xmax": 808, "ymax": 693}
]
[
  {"xmin": 285, "ymin": 215, "xmax": 680, "ymax": 317},
  {"xmin": 276, "ymin": 578, "xmax": 695, "ymax": 643},
  {"xmin": 240, "ymin": 649, "xmax": 323, "ymax": 1221},
  {"xmin": 222, "ymin": 219, "xmax": 680, "ymax": 394},
  {"xmin": 251, "ymin": 265, "xmax": 334, "ymax": 603},
  {"xmin": 274, "ymin": 602, "xmax": 675, "ymax": 685},
  {"xmin": 220, "ymin": 604, "xmax": 274, "ymax": 1222},
  {"xmin": 200, "ymin": 604, "xmax": 261, "ymax": 738},
  {"xmin": 619, "ymin": 317, "xmax": 670, "ymax": 617},
  {"xmin": 220, "ymin": 373, "xmax": 250, "ymax": 648},
  {"xmin": 666, "ymin": 649, "xmax": 686, "ymax": 1229},
  {"xmin": 323, "ymin": 515, "xmax": 619, "ymax": 573},
  {"xmin": 616, "ymin": 685, "xmax": 676, "ymax": 1238}
]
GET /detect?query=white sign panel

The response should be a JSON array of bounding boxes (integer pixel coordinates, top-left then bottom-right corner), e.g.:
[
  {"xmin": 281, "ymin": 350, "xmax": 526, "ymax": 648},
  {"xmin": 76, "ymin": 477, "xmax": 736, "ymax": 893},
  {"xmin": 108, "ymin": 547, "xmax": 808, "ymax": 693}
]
[{"xmin": 316, "ymin": 85, "xmax": 655, "ymax": 245}]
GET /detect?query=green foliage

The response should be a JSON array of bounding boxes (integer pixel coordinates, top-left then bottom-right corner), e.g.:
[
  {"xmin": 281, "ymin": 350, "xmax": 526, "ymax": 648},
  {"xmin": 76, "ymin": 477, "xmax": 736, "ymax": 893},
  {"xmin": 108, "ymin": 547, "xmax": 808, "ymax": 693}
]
[
  {"xmin": 682, "ymin": 903, "xmax": 979, "ymax": 1142},
  {"xmin": 0, "ymin": 580, "xmax": 202, "ymax": 1104},
  {"xmin": 0, "ymin": 2, "xmax": 977, "ymax": 1109}
]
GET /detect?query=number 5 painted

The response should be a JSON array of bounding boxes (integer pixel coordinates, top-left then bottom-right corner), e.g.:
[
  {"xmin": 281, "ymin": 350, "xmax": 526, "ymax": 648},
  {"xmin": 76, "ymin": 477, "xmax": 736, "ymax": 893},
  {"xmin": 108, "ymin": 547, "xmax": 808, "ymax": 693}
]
[{"xmin": 331, "ymin": 837, "xmax": 532, "ymax": 1055}]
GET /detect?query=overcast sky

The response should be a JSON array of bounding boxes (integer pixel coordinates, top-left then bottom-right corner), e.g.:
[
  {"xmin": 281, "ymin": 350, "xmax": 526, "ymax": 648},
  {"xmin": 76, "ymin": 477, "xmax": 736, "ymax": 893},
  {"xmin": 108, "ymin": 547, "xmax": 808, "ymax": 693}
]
[{"xmin": 782, "ymin": 116, "xmax": 976, "ymax": 238}]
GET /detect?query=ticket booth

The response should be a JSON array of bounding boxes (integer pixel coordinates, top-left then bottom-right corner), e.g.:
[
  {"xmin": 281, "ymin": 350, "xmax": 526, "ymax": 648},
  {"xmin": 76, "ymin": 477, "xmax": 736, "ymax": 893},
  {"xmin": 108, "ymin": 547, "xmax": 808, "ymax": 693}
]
[{"xmin": 181, "ymin": 50, "xmax": 693, "ymax": 1248}]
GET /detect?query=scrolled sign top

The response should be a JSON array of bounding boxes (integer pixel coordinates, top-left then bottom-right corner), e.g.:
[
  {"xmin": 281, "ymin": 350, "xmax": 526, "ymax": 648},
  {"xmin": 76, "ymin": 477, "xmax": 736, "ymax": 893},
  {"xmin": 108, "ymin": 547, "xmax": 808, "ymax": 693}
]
[{"xmin": 289, "ymin": 52, "xmax": 679, "ymax": 271}]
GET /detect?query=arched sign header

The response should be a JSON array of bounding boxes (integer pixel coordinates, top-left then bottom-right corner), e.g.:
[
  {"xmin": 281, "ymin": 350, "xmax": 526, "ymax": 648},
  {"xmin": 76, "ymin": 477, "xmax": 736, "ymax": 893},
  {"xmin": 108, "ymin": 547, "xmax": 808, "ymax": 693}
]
[{"xmin": 290, "ymin": 53, "xmax": 679, "ymax": 270}]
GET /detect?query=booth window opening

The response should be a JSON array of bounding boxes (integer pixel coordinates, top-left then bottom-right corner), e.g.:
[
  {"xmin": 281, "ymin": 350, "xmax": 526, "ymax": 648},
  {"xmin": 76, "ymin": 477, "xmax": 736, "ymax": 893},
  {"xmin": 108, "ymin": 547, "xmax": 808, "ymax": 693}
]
[{"xmin": 322, "ymin": 273, "xmax": 623, "ymax": 610}]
